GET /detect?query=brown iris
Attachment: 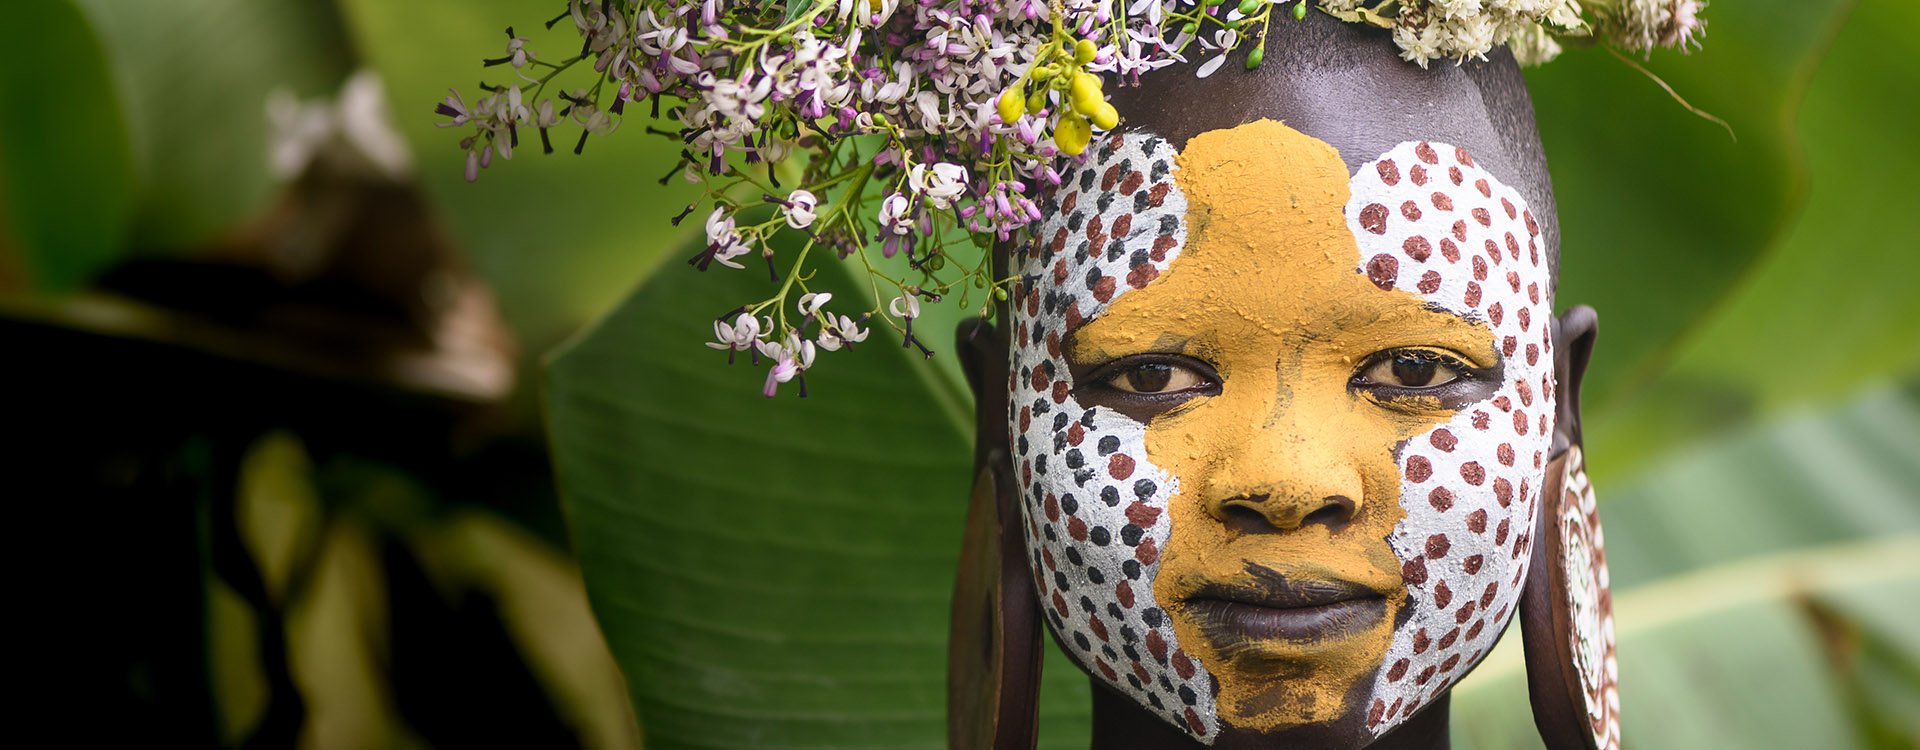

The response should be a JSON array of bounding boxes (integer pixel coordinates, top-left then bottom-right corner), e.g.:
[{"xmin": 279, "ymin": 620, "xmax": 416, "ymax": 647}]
[
  {"xmin": 1101, "ymin": 359, "xmax": 1212, "ymax": 395},
  {"xmin": 1355, "ymin": 349, "xmax": 1470, "ymax": 389}
]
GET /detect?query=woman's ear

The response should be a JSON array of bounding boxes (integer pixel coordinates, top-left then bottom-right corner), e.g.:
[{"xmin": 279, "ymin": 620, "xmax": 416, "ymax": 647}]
[
  {"xmin": 1520, "ymin": 306, "xmax": 1621, "ymax": 750},
  {"xmin": 949, "ymin": 318, "xmax": 1044, "ymax": 750},
  {"xmin": 1551, "ymin": 305, "xmax": 1598, "ymax": 452}
]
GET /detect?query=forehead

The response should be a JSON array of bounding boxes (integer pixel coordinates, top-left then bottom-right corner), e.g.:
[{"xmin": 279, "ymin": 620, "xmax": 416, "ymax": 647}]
[
  {"xmin": 1104, "ymin": 17, "xmax": 1558, "ymax": 273},
  {"xmin": 1019, "ymin": 123, "xmax": 1549, "ymax": 343}
]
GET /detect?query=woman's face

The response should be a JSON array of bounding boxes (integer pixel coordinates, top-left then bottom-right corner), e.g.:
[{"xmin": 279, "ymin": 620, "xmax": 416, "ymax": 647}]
[{"xmin": 1008, "ymin": 120, "xmax": 1555, "ymax": 744}]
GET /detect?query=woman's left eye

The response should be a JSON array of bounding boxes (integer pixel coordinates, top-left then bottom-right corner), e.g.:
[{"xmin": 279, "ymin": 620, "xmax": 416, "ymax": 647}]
[{"xmin": 1355, "ymin": 350, "xmax": 1469, "ymax": 389}]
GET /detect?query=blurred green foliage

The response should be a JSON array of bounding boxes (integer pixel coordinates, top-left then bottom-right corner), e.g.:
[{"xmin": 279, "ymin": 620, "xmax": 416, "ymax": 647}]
[
  {"xmin": 4, "ymin": 0, "xmax": 1917, "ymax": 748},
  {"xmin": 0, "ymin": 1, "xmax": 136, "ymax": 289},
  {"xmin": 338, "ymin": 0, "xmax": 703, "ymax": 359}
]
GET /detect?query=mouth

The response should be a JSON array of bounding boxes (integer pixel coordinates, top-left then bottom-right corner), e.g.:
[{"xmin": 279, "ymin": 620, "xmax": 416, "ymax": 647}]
[{"xmin": 1182, "ymin": 562, "xmax": 1389, "ymax": 646}]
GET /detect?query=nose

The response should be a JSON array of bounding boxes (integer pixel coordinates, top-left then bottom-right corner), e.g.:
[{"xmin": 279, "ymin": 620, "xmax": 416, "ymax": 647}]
[
  {"xmin": 1201, "ymin": 416, "xmax": 1367, "ymax": 534},
  {"xmin": 1217, "ymin": 491, "xmax": 1358, "ymax": 533}
]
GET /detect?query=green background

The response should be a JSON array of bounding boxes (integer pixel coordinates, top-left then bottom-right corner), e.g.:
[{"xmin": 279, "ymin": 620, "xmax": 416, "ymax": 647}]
[{"xmin": 4, "ymin": 0, "xmax": 1915, "ymax": 747}]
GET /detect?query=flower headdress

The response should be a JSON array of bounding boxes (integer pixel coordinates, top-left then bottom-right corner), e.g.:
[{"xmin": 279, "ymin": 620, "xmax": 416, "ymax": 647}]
[{"xmin": 438, "ymin": 0, "xmax": 1704, "ymax": 397}]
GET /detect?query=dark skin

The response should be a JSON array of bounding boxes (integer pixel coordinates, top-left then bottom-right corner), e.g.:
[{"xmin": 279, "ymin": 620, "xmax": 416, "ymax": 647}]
[{"xmin": 955, "ymin": 12, "xmax": 1600, "ymax": 749}]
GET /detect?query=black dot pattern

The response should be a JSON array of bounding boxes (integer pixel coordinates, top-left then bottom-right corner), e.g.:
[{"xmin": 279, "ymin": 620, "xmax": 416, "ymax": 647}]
[{"xmin": 1009, "ymin": 131, "xmax": 1219, "ymax": 740}]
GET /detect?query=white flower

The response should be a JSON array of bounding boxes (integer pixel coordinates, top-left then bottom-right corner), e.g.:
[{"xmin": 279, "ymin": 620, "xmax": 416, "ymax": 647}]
[
  {"xmin": 1127, "ymin": 0, "xmax": 1165, "ymax": 27},
  {"xmin": 758, "ymin": 334, "xmax": 816, "ymax": 398},
  {"xmin": 1440, "ymin": 15, "xmax": 1500, "ymax": 61},
  {"xmin": 1196, "ymin": 27, "xmax": 1239, "ymax": 78},
  {"xmin": 818, "ymin": 313, "xmax": 870, "ymax": 351},
  {"xmin": 504, "ymin": 32, "xmax": 532, "ymax": 68},
  {"xmin": 705, "ymin": 206, "xmax": 736, "ymax": 245},
  {"xmin": 1394, "ymin": 16, "xmax": 1446, "ymax": 69},
  {"xmin": 706, "ymin": 315, "xmax": 765, "ymax": 358},
  {"xmin": 434, "ymin": 89, "xmax": 471, "ymax": 127},
  {"xmin": 877, "ymin": 193, "xmax": 913, "ymax": 235},
  {"xmin": 889, "ymin": 293, "xmax": 922, "ymax": 320},
  {"xmin": 1507, "ymin": 23, "xmax": 1565, "ymax": 65},
  {"xmin": 1430, "ymin": 0, "xmax": 1486, "ymax": 20},
  {"xmin": 909, "ymin": 162, "xmax": 968, "ymax": 209},
  {"xmin": 860, "ymin": 61, "xmax": 915, "ymax": 105},
  {"xmin": 783, "ymin": 189, "xmax": 819, "ymax": 229},
  {"xmin": 797, "ymin": 291, "xmax": 833, "ymax": 317},
  {"xmin": 704, "ymin": 207, "xmax": 752, "ymax": 270},
  {"xmin": 840, "ymin": 0, "xmax": 900, "ymax": 25}
]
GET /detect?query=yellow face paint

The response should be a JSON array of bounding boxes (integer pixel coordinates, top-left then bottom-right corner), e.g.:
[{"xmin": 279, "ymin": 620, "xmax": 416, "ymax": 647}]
[{"xmin": 1070, "ymin": 120, "xmax": 1495, "ymax": 731}]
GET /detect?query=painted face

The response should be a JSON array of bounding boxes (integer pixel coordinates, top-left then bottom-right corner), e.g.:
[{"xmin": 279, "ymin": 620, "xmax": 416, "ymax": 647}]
[{"xmin": 1008, "ymin": 121, "xmax": 1556, "ymax": 743}]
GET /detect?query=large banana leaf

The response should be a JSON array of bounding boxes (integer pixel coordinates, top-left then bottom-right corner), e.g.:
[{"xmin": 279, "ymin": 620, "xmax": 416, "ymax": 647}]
[
  {"xmin": 529, "ymin": 0, "xmax": 1920, "ymax": 747},
  {"xmin": 1453, "ymin": 535, "xmax": 1920, "ymax": 748}
]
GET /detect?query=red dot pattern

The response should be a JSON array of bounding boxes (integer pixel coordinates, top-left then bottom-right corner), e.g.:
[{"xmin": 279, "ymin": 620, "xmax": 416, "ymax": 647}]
[{"xmin": 1345, "ymin": 141, "xmax": 1556, "ymax": 737}]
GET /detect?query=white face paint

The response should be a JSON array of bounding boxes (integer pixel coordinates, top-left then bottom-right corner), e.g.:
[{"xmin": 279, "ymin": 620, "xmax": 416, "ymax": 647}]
[
  {"xmin": 1010, "ymin": 131, "xmax": 1555, "ymax": 743},
  {"xmin": 1008, "ymin": 131, "xmax": 1220, "ymax": 738},
  {"xmin": 1347, "ymin": 140, "xmax": 1556, "ymax": 733}
]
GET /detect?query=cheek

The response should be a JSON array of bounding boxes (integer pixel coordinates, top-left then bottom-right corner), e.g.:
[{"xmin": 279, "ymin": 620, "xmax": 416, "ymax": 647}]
[{"xmin": 1008, "ymin": 382, "xmax": 1220, "ymax": 738}]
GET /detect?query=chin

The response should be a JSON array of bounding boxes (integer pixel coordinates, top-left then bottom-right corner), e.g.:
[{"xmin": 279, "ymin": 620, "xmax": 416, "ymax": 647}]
[{"xmin": 1176, "ymin": 596, "xmax": 1404, "ymax": 736}]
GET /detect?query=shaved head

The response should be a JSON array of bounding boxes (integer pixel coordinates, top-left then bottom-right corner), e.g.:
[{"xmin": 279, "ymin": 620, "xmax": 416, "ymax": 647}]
[{"xmin": 1107, "ymin": 12, "xmax": 1559, "ymax": 278}]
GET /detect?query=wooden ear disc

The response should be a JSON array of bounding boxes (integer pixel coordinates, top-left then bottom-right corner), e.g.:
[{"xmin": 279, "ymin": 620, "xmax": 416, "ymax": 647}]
[
  {"xmin": 948, "ymin": 457, "xmax": 1044, "ymax": 750},
  {"xmin": 1521, "ymin": 445, "xmax": 1621, "ymax": 750}
]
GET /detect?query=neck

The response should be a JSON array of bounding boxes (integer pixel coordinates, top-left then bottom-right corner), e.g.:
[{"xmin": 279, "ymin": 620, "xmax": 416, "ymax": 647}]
[{"xmin": 1088, "ymin": 681, "xmax": 1452, "ymax": 750}]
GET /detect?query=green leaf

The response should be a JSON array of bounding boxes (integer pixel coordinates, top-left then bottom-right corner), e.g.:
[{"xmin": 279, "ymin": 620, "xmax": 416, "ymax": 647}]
[
  {"xmin": 786, "ymin": 0, "xmax": 822, "ymax": 26},
  {"xmin": 338, "ymin": 0, "xmax": 702, "ymax": 358},
  {"xmin": 71, "ymin": 0, "xmax": 355, "ymax": 251},
  {"xmin": 0, "ymin": 1, "xmax": 136, "ymax": 290},
  {"xmin": 1598, "ymin": 380, "xmax": 1920, "ymax": 591},
  {"xmin": 549, "ymin": 245, "xmax": 1092, "ymax": 747},
  {"xmin": 1453, "ymin": 535, "xmax": 1920, "ymax": 749},
  {"xmin": 1529, "ymin": 0, "xmax": 1854, "ymax": 417},
  {"xmin": 1581, "ymin": 0, "xmax": 1920, "ymax": 479}
]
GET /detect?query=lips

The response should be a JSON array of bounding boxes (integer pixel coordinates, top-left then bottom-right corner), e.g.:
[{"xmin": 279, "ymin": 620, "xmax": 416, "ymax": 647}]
[{"xmin": 1183, "ymin": 562, "xmax": 1389, "ymax": 645}]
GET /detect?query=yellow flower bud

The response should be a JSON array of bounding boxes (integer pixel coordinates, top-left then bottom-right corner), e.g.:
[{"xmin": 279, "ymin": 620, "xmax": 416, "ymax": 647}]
[
  {"xmin": 1070, "ymin": 71, "xmax": 1103, "ymax": 115},
  {"xmin": 998, "ymin": 87, "xmax": 1026, "ymax": 123},
  {"xmin": 1056, "ymin": 113, "xmax": 1092, "ymax": 156},
  {"xmin": 1074, "ymin": 39, "xmax": 1097, "ymax": 65},
  {"xmin": 1091, "ymin": 101, "xmax": 1119, "ymax": 130}
]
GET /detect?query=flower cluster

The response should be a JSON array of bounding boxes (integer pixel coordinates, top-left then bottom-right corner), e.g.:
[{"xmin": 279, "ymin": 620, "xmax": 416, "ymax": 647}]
[
  {"xmin": 1324, "ymin": 0, "xmax": 1705, "ymax": 68},
  {"xmin": 439, "ymin": 0, "xmax": 1703, "ymax": 396}
]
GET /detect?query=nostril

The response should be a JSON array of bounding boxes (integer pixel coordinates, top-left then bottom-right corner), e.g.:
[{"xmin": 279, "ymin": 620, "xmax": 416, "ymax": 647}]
[
  {"xmin": 1220, "ymin": 502, "xmax": 1281, "ymax": 534},
  {"xmin": 1303, "ymin": 496, "xmax": 1357, "ymax": 532}
]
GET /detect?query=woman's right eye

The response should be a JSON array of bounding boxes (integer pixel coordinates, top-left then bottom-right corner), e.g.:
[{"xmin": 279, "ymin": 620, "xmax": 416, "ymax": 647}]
[{"xmin": 1105, "ymin": 362, "xmax": 1207, "ymax": 394}]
